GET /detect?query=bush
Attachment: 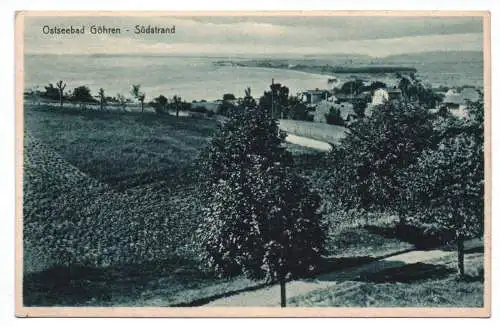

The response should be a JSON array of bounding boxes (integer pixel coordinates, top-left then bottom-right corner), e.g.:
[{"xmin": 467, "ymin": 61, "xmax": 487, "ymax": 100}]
[{"xmin": 325, "ymin": 107, "xmax": 344, "ymax": 126}]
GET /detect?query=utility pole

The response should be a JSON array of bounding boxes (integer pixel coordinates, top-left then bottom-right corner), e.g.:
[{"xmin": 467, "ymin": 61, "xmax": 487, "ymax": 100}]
[{"xmin": 271, "ymin": 78, "xmax": 275, "ymax": 118}]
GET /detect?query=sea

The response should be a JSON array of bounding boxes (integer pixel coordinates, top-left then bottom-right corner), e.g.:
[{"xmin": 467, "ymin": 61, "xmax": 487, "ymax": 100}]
[{"xmin": 24, "ymin": 54, "xmax": 484, "ymax": 102}]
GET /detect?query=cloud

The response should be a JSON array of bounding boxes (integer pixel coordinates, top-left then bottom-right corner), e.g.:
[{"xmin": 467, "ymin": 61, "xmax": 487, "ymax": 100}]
[{"xmin": 23, "ymin": 15, "xmax": 484, "ymax": 56}]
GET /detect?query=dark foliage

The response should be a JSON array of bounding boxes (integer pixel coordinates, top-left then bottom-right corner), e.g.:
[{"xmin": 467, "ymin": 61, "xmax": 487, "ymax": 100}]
[
  {"xmin": 196, "ymin": 93, "xmax": 326, "ymax": 303},
  {"xmin": 328, "ymin": 101, "xmax": 437, "ymax": 216},
  {"xmin": 150, "ymin": 95, "xmax": 168, "ymax": 114},
  {"xmin": 71, "ymin": 85, "xmax": 96, "ymax": 103},
  {"xmin": 325, "ymin": 107, "xmax": 345, "ymax": 126}
]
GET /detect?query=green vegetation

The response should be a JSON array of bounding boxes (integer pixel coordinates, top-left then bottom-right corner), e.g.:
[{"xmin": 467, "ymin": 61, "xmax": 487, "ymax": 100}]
[
  {"xmin": 149, "ymin": 94, "xmax": 169, "ymax": 115},
  {"xmin": 289, "ymin": 252, "xmax": 484, "ymax": 307},
  {"xmin": 327, "ymin": 96, "xmax": 484, "ymax": 276},
  {"xmin": 23, "ymin": 72, "xmax": 484, "ymax": 308},
  {"xmin": 130, "ymin": 84, "xmax": 146, "ymax": 112},
  {"xmin": 289, "ymin": 276, "xmax": 483, "ymax": 307},
  {"xmin": 24, "ymin": 106, "xmax": 217, "ymax": 189},
  {"xmin": 325, "ymin": 107, "xmax": 344, "ymax": 126},
  {"xmin": 72, "ymin": 85, "xmax": 96, "ymax": 104},
  {"xmin": 196, "ymin": 96, "xmax": 325, "ymax": 307},
  {"xmin": 402, "ymin": 98, "xmax": 484, "ymax": 277}
]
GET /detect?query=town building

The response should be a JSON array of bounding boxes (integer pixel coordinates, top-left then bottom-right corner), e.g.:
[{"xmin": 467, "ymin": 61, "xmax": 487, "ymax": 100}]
[
  {"xmin": 313, "ymin": 99, "xmax": 356, "ymax": 124},
  {"xmin": 299, "ymin": 89, "xmax": 332, "ymax": 107}
]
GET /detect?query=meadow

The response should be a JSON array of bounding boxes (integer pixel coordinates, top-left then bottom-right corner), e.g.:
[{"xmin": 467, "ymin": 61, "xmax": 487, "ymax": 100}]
[{"xmin": 23, "ymin": 104, "xmax": 483, "ymax": 307}]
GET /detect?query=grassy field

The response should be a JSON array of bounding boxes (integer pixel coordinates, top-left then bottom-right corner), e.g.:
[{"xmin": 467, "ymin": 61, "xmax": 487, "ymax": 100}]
[
  {"xmin": 289, "ymin": 251, "xmax": 484, "ymax": 307},
  {"xmin": 22, "ymin": 105, "xmax": 482, "ymax": 307},
  {"xmin": 25, "ymin": 105, "xmax": 217, "ymax": 189}
]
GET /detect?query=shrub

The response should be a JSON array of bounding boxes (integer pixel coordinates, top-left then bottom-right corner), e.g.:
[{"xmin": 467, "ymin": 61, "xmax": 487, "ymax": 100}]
[{"xmin": 325, "ymin": 107, "xmax": 344, "ymax": 126}]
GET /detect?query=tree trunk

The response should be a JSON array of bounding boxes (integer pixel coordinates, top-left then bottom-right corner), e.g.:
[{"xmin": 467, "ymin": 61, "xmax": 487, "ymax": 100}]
[
  {"xmin": 279, "ymin": 275, "xmax": 286, "ymax": 308},
  {"xmin": 176, "ymin": 105, "xmax": 179, "ymax": 119},
  {"xmin": 141, "ymin": 101, "xmax": 144, "ymax": 113},
  {"xmin": 59, "ymin": 95, "xmax": 63, "ymax": 109},
  {"xmin": 457, "ymin": 232, "xmax": 465, "ymax": 278}
]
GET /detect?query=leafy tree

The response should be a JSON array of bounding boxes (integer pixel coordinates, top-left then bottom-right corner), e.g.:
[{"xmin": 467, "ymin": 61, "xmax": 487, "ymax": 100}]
[
  {"xmin": 239, "ymin": 87, "xmax": 257, "ymax": 109},
  {"xmin": 116, "ymin": 93, "xmax": 128, "ymax": 112},
  {"xmin": 287, "ymin": 96, "xmax": 309, "ymax": 120},
  {"xmin": 71, "ymin": 85, "xmax": 95, "ymax": 104},
  {"xmin": 398, "ymin": 75, "xmax": 442, "ymax": 108},
  {"xmin": 131, "ymin": 84, "xmax": 146, "ymax": 113},
  {"xmin": 150, "ymin": 95, "xmax": 168, "ymax": 114},
  {"xmin": 42, "ymin": 83, "xmax": 60, "ymax": 101},
  {"xmin": 339, "ymin": 79, "xmax": 365, "ymax": 96},
  {"xmin": 98, "ymin": 88, "xmax": 106, "ymax": 111},
  {"xmin": 328, "ymin": 101, "xmax": 437, "ymax": 224},
  {"xmin": 199, "ymin": 93, "xmax": 290, "ymax": 185},
  {"xmin": 352, "ymin": 100, "xmax": 367, "ymax": 118},
  {"xmin": 56, "ymin": 80, "xmax": 67, "ymax": 109},
  {"xmin": 325, "ymin": 107, "xmax": 344, "ymax": 126},
  {"xmin": 223, "ymin": 93, "xmax": 236, "ymax": 101},
  {"xmin": 402, "ymin": 133, "xmax": 483, "ymax": 278},
  {"xmin": 259, "ymin": 81, "xmax": 290, "ymax": 119},
  {"xmin": 197, "ymin": 95, "xmax": 325, "ymax": 307}
]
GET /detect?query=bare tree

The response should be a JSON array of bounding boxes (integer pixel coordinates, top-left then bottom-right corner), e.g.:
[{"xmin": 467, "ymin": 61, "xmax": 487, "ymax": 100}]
[
  {"xmin": 131, "ymin": 84, "xmax": 146, "ymax": 112},
  {"xmin": 98, "ymin": 88, "xmax": 106, "ymax": 111},
  {"xmin": 116, "ymin": 93, "xmax": 128, "ymax": 112},
  {"xmin": 56, "ymin": 80, "xmax": 66, "ymax": 109},
  {"xmin": 172, "ymin": 95, "xmax": 182, "ymax": 119}
]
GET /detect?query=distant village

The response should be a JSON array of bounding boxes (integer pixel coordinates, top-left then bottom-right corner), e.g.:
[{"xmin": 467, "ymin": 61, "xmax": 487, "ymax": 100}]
[
  {"xmin": 190, "ymin": 75, "xmax": 482, "ymax": 126},
  {"xmin": 25, "ymin": 74, "xmax": 482, "ymax": 128}
]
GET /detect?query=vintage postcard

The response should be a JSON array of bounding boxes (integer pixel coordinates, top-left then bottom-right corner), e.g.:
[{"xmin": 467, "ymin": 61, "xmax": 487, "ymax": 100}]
[{"xmin": 15, "ymin": 11, "xmax": 491, "ymax": 317}]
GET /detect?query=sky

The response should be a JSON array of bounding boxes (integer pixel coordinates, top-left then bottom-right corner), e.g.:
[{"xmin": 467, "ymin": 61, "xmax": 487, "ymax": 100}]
[{"xmin": 23, "ymin": 15, "xmax": 484, "ymax": 57}]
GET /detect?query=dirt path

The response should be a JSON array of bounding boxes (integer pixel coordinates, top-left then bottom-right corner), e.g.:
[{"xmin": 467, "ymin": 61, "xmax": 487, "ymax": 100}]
[{"xmin": 204, "ymin": 239, "xmax": 482, "ymax": 307}]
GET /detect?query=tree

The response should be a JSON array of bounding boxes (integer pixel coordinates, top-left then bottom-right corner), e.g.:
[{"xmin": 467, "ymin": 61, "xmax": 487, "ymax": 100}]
[
  {"xmin": 71, "ymin": 85, "xmax": 95, "ymax": 106},
  {"xmin": 197, "ymin": 95, "xmax": 325, "ymax": 307},
  {"xmin": 325, "ymin": 106, "xmax": 344, "ymax": 126},
  {"xmin": 339, "ymin": 79, "xmax": 365, "ymax": 96},
  {"xmin": 403, "ymin": 134, "xmax": 483, "ymax": 278},
  {"xmin": 98, "ymin": 88, "xmax": 106, "ymax": 111},
  {"xmin": 403, "ymin": 97, "xmax": 484, "ymax": 277},
  {"xmin": 150, "ymin": 95, "xmax": 168, "ymax": 114},
  {"xmin": 116, "ymin": 93, "xmax": 128, "ymax": 112},
  {"xmin": 223, "ymin": 93, "xmax": 236, "ymax": 101},
  {"xmin": 42, "ymin": 83, "xmax": 60, "ymax": 101},
  {"xmin": 56, "ymin": 80, "xmax": 67, "ymax": 109},
  {"xmin": 259, "ymin": 81, "xmax": 290, "ymax": 119},
  {"xmin": 287, "ymin": 96, "xmax": 309, "ymax": 120},
  {"xmin": 131, "ymin": 84, "xmax": 146, "ymax": 113},
  {"xmin": 328, "ymin": 101, "xmax": 437, "ymax": 224},
  {"xmin": 172, "ymin": 95, "xmax": 182, "ymax": 119},
  {"xmin": 398, "ymin": 75, "xmax": 442, "ymax": 108},
  {"xmin": 241, "ymin": 87, "xmax": 257, "ymax": 109},
  {"xmin": 352, "ymin": 100, "xmax": 367, "ymax": 118}
]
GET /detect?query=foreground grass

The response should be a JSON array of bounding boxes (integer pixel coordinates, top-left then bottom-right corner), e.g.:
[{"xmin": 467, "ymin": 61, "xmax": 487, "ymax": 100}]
[
  {"xmin": 289, "ymin": 277, "xmax": 483, "ymax": 308},
  {"xmin": 24, "ymin": 258, "xmax": 264, "ymax": 307},
  {"xmin": 289, "ymin": 252, "xmax": 484, "ymax": 307}
]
